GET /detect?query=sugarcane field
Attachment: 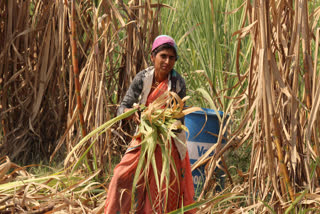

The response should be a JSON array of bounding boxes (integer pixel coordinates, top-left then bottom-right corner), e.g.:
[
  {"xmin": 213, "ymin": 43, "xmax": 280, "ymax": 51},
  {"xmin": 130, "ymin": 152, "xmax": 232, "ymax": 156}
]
[{"xmin": 1, "ymin": 0, "xmax": 320, "ymax": 213}]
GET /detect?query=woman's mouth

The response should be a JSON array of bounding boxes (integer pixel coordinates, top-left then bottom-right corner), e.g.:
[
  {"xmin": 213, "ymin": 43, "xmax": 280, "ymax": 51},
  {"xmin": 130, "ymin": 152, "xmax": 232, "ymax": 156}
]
[{"xmin": 161, "ymin": 66, "xmax": 169, "ymax": 70}]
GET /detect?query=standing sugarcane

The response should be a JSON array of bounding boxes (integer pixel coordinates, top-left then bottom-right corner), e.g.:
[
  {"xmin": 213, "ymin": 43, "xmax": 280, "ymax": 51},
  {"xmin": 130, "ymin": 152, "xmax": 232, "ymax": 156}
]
[
  {"xmin": 70, "ymin": 0, "xmax": 86, "ymax": 138},
  {"xmin": 69, "ymin": 0, "xmax": 93, "ymax": 170}
]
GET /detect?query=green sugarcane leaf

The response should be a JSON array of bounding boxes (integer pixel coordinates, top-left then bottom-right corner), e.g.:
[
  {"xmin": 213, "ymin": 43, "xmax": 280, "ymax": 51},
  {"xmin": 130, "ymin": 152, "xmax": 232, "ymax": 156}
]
[
  {"xmin": 159, "ymin": 143, "xmax": 170, "ymax": 210},
  {"xmin": 168, "ymin": 193, "xmax": 238, "ymax": 214},
  {"xmin": 195, "ymin": 88, "xmax": 222, "ymax": 122},
  {"xmin": 131, "ymin": 138, "xmax": 148, "ymax": 210},
  {"xmin": 284, "ymin": 189, "xmax": 308, "ymax": 214},
  {"xmin": 65, "ymin": 108, "xmax": 139, "ymax": 168},
  {"xmin": 259, "ymin": 199, "xmax": 276, "ymax": 214},
  {"xmin": 71, "ymin": 136, "xmax": 97, "ymax": 174},
  {"xmin": 146, "ymin": 129, "xmax": 159, "ymax": 191},
  {"xmin": 151, "ymin": 154, "xmax": 160, "ymax": 191}
]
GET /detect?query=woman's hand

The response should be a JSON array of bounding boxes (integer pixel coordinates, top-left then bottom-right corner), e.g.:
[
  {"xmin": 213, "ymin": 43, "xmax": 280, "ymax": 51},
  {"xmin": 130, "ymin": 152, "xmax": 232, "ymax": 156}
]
[{"xmin": 124, "ymin": 107, "xmax": 140, "ymax": 124}]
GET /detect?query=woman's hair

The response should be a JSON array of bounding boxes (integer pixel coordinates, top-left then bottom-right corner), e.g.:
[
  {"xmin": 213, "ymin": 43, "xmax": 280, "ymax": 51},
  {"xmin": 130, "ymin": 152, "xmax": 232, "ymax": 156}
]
[{"xmin": 151, "ymin": 43, "xmax": 178, "ymax": 60}]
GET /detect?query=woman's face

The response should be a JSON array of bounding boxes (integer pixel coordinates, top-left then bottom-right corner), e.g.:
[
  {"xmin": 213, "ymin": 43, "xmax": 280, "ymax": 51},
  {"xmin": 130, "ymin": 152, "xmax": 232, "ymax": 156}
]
[{"xmin": 151, "ymin": 48, "xmax": 176, "ymax": 79}]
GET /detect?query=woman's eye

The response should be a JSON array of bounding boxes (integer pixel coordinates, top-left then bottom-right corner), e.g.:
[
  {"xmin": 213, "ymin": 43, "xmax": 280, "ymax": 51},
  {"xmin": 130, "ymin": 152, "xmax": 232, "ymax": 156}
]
[{"xmin": 160, "ymin": 54, "xmax": 175, "ymax": 60}]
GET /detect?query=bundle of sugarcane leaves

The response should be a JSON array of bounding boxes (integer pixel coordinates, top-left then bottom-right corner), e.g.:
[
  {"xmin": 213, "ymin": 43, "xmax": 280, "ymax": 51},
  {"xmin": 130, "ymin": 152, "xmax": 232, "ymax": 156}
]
[{"xmin": 130, "ymin": 91, "xmax": 203, "ymax": 212}]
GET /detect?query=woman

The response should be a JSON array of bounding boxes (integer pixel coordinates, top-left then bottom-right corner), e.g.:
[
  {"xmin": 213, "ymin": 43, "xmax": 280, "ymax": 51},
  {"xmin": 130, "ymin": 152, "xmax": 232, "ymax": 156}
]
[{"xmin": 104, "ymin": 35, "xmax": 195, "ymax": 214}]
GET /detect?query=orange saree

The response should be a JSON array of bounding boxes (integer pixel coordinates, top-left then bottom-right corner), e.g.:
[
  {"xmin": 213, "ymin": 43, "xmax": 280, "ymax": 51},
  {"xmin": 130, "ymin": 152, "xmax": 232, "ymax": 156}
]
[{"xmin": 104, "ymin": 79, "xmax": 195, "ymax": 214}]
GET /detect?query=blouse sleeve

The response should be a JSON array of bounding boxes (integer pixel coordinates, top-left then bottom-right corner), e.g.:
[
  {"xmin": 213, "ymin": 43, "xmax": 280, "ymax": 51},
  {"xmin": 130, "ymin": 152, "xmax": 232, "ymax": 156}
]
[
  {"xmin": 177, "ymin": 78, "xmax": 186, "ymax": 100},
  {"xmin": 117, "ymin": 71, "xmax": 144, "ymax": 116},
  {"xmin": 174, "ymin": 72, "xmax": 187, "ymax": 129}
]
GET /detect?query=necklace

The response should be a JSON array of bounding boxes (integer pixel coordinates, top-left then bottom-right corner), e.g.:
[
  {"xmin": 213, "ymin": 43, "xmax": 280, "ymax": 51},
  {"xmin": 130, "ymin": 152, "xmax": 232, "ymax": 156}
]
[{"xmin": 153, "ymin": 77, "xmax": 160, "ymax": 86}]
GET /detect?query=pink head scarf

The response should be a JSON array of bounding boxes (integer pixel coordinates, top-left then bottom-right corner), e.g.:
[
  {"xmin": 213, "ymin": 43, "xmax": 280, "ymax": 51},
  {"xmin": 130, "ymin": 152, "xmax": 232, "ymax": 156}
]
[{"xmin": 151, "ymin": 35, "xmax": 178, "ymax": 59}]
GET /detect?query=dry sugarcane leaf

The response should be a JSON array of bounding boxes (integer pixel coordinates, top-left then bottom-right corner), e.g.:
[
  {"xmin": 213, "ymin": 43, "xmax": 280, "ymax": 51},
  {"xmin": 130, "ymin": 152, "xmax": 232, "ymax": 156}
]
[
  {"xmin": 232, "ymin": 20, "xmax": 258, "ymax": 40},
  {"xmin": 31, "ymin": 22, "xmax": 52, "ymax": 121},
  {"xmin": 92, "ymin": 202, "xmax": 105, "ymax": 214},
  {"xmin": 106, "ymin": 0, "xmax": 125, "ymax": 27},
  {"xmin": 129, "ymin": 3, "xmax": 173, "ymax": 10},
  {"xmin": 50, "ymin": 108, "xmax": 79, "ymax": 162},
  {"xmin": 233, "ymin": 202, "xmax": 264, "ymax": 214},
  {"xmin": 224, "ymin": 1, "xmax": 246, "ymax": 15},
  {"xmin": 169, "ymin": 92, "xmax": 184, "ymax": 109},
  {"xmin": 310, "ymin": 7, "xmax": 320, "ymax": 31},
  {"xmin": 269, "ymin": 55, "xmax": 292, "ymax": 99},
  {"xmin": 312, "ymin": 28, "xmax": 320, "ymax": 97},
  {"xmin": 191, "ymin": 142, "xmax": 219, "ymax": 172},
  {"xmin": 0, "ymin": 157, "xmax": 11, "ymax": 182},
  {"xmin": 306, "ymin": 83, "xmax": 320, "ymax": 141}
]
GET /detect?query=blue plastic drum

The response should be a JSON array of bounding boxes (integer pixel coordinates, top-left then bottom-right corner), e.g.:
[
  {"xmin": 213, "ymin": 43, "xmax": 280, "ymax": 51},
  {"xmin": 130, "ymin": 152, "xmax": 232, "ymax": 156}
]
[{"xmin": 185, "ymin": 108, "xmax": 225, "ymax": 196}]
